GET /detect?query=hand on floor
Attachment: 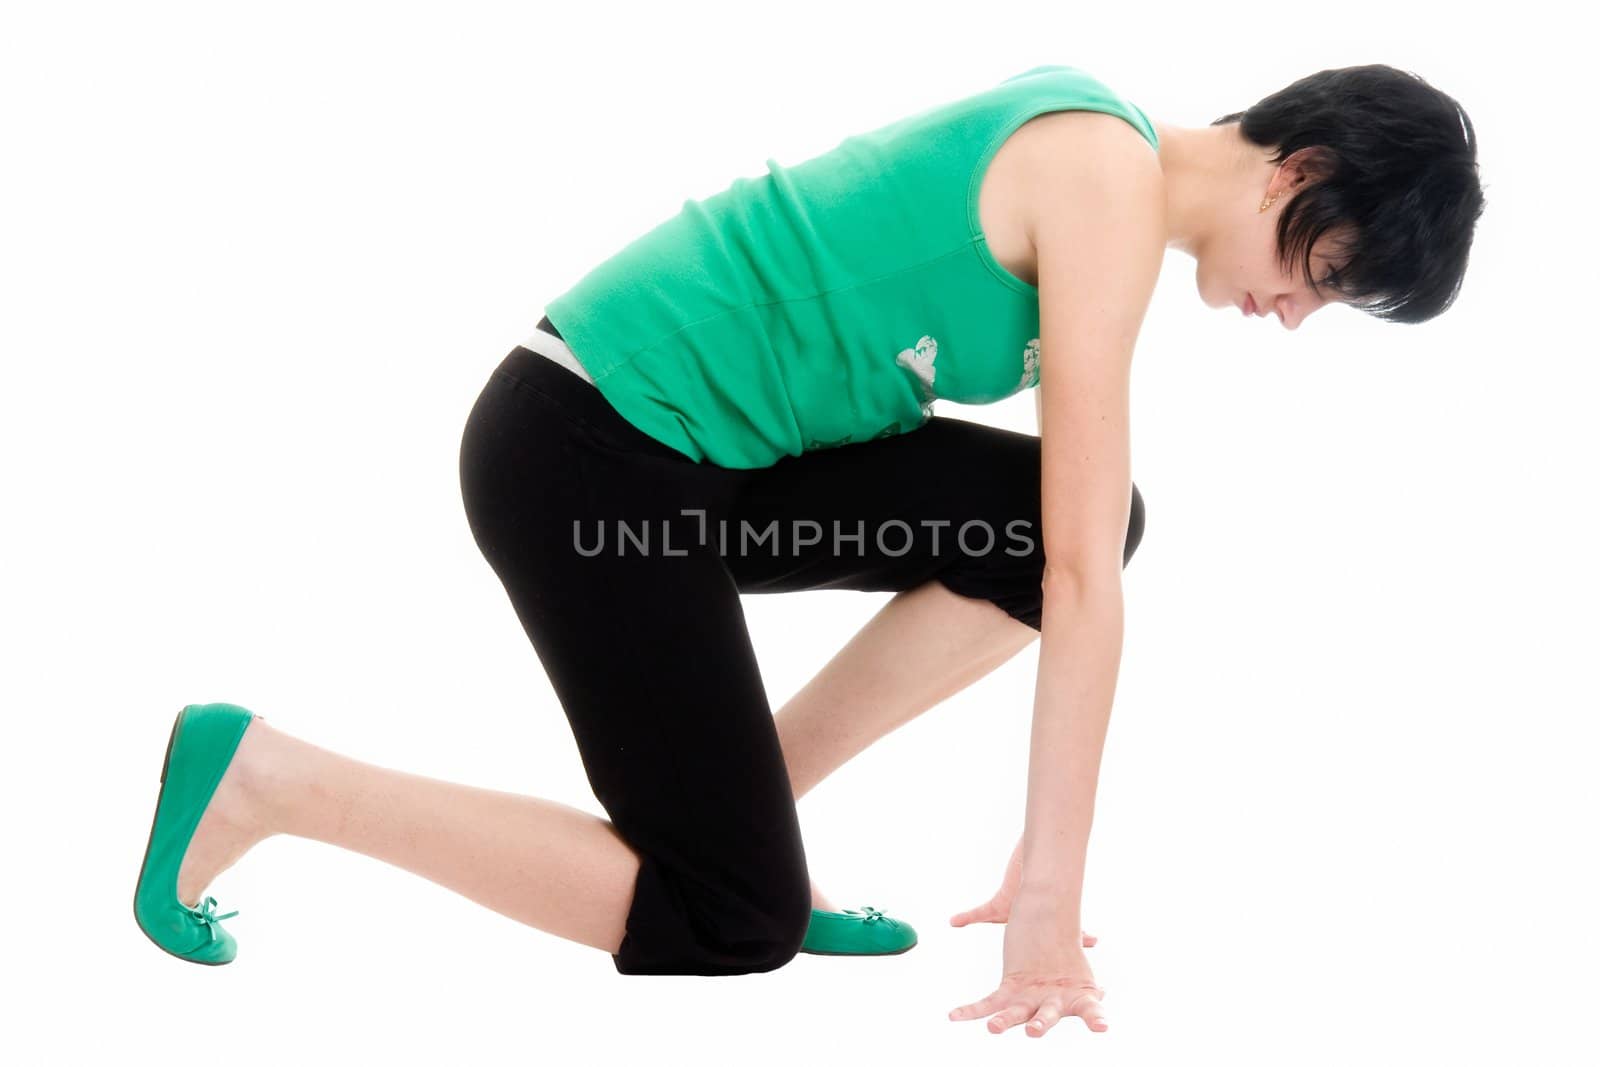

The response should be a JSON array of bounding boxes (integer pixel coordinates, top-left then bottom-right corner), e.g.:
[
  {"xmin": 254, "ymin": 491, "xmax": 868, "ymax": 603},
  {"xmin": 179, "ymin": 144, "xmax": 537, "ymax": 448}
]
[{"xmin": 947, "ymin": 834, "xmax": 1096, "ymax": 945}]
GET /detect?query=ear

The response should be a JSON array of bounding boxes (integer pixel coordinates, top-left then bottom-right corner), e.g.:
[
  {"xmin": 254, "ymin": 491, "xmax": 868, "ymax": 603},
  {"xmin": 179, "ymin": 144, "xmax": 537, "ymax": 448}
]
[{"xmin": 1270, "ymin": 145, "xmax": 1337, "ymax": 199}]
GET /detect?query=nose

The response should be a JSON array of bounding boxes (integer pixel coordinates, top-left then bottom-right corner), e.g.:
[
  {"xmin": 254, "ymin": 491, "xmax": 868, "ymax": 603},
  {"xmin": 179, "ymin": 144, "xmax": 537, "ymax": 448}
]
[{"xmin": 1268, "ymin": 290, "xmax": 1332, "ymax": 331}]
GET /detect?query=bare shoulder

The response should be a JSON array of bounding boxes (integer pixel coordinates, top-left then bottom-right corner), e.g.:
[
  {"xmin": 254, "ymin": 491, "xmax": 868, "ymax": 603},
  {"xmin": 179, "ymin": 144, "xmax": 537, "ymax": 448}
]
[
  {"xmin": 1028, "ymin": 110, "xmax": 1165, "ymax": 438},
  {"xmin": 1016, "ymin": 110, "xmax": 1165, "ymax": 244},
  {"xmin": 1027, "ymin": 110, "xmax": 1166, "ymax": 300},
  {"xmin": 1016, "ymin": 108, "xmax": 1162, "ymax": 174}
]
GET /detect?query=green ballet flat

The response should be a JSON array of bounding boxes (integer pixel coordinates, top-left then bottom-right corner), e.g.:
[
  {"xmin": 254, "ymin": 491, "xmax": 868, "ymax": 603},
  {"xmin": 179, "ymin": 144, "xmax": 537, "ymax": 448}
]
[
  {"xmin": 132, "ymin": 702, "xmax": 258, "ymax": 965},
  {"xmin": 799, "ymin": 905, "xmax": 918, "ymax": 956}
]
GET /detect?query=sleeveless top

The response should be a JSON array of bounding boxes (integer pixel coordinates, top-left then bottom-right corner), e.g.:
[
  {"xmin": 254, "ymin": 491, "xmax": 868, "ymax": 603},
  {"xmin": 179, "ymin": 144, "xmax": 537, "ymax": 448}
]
[{"xmin": 542, "ymin": 64, "xmax": 1159, "ymax": 469}]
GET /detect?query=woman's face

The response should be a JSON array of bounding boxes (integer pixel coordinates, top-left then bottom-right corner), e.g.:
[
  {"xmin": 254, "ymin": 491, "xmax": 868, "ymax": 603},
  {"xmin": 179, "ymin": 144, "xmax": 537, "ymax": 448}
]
[{"xmin": 1197, "ymin": 178, "xmax": 1356, "ymax": 330}]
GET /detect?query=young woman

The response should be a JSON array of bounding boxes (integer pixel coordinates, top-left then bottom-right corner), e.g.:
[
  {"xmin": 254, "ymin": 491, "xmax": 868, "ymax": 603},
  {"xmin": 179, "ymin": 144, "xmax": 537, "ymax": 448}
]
[{"xmin": 134, "ymin": 63, "xmax": 1483, "ymax": 1038}]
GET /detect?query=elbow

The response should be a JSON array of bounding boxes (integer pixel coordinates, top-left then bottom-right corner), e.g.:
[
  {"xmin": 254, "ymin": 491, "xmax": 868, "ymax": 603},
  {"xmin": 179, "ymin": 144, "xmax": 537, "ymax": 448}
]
[{"xmin": 1040, "ymin": 559, "xmax": 1123, "ymax": 599}]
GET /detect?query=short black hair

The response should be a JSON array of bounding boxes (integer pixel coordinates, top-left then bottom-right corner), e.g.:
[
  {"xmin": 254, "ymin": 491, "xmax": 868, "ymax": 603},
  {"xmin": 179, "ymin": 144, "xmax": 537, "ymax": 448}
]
[{"xmin": 1213, "ymin": 64, "xmax": 1486, "ymax": 325}]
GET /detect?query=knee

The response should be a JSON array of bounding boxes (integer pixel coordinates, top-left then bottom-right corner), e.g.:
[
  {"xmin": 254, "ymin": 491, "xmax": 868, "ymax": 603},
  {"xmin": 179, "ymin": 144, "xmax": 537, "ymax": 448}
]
[
  {"xmin": 728, "ymin": 868, "xmax": 812, "ymax": 973},
  {"xmin": 1122, "ymin": 482, "xmax": 1146, "ymax": 568},
  {"xmin": 613, "ymin": 855, "xmax": 811, "ymax": 976}
]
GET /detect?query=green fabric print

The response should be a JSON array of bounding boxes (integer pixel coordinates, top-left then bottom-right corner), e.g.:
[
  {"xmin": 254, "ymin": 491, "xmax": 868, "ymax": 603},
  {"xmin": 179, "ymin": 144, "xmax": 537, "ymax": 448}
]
[
  {"xmin": 895, "ymin": 335, "xmax": 939, "ymax": 403},
  {"xmin": 1018, "ymin": 337, "xmax": 1040, "ymax": 390}
]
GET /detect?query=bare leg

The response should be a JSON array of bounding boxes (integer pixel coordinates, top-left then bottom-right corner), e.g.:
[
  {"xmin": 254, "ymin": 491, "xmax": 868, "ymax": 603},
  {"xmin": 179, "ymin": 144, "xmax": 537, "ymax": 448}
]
[
  {"xmin": 177, "ymin": 719, "xmax": 642, "ymax": 953},
  {"xmin": 775, "ymin": 580, "xmax": 1038, "ymax": 910},
  {"xmin": 777, "ymin": 579, "xmax": 1037, "ymax": 803},
  {"xmin": 174, "ymin": 578, "xmax": 1036, "ymax": 953}
]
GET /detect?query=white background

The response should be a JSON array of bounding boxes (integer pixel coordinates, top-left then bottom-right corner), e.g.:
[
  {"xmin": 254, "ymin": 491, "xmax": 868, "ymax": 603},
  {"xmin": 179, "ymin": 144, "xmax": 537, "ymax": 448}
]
[{"xmin": 5, "ymin": 1, "xmax": 1595, "ymax": 1063}]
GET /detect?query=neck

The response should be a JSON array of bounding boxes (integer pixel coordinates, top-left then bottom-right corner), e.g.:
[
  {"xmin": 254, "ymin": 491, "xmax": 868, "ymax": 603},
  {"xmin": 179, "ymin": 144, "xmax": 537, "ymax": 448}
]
[{"xmin": 1149, "ymin": 118, "xmax": 1260, "ymax": 259}]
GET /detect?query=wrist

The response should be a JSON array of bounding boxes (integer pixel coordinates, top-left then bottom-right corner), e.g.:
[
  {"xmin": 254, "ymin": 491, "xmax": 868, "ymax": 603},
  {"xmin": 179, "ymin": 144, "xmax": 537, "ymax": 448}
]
[{"xmin": 1011, "ymin": 883, "xmax": 1082, "ymax": 925}]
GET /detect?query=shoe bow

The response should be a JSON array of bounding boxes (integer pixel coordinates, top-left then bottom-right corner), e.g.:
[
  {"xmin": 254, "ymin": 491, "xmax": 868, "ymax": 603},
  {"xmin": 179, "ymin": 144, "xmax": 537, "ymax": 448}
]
[
  {"xmin": 188, "ymin": 895, "xmax": 239, "ymax": 942},
  {"xmin": 842, "ymin": 905, "xmax": 895, "ymax": 927}
]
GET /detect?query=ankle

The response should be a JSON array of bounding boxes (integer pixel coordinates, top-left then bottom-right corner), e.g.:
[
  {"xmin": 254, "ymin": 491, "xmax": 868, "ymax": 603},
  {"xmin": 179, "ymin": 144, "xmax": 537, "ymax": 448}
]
[{"xmin": 229, "ymin": 718, "xmax": 299, "ymax": 839}]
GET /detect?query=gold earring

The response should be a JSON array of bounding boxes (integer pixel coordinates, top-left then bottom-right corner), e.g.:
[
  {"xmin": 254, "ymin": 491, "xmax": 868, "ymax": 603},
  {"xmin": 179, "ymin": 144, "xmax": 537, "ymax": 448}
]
[{"xmin": 1258, "ymin": 194, "xmax": 1278, "ymax": 213}]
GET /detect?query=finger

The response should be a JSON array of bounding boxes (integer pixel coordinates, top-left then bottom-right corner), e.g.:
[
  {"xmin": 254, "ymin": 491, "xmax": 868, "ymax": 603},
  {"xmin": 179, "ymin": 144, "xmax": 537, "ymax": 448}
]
[
  {"xmin": 987, "ymin": 1001, "xmax": 1039, "ymax": 1034},
  {"xmin": 948, "ymin": 988, "xmax": 1007, "ymax": 1021},
  {"xmin": 949, "ymin": 903, "xmax": 1000, "ymax": 927},
  {"xmin": 1066, "ymin": 989, "xmax": 1109, "ymax": 1032},
  {"xmin": 1024, "ymin": 1001, "xmax": 1066, "ymax": 1038}
]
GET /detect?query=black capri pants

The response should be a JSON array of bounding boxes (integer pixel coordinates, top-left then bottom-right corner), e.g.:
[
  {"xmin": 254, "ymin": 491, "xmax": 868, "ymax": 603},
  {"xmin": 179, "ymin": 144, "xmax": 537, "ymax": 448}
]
[{"xmin": 458, "ymin": 318, "xmax": 1145, "ymax": 976}]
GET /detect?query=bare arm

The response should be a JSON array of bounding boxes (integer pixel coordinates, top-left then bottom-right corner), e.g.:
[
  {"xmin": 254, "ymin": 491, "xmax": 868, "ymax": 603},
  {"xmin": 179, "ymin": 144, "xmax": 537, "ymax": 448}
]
[{"xmin": 1016, "ymin": 119, "xmax": 1164, "ymax": 935}]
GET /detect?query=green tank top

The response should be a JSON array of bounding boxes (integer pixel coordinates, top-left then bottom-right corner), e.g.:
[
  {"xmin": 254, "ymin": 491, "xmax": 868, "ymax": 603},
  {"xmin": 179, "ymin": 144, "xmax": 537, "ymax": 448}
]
[{"xmin": 543, "ymin": 64, "xmax": 1159, "ymax": 469}]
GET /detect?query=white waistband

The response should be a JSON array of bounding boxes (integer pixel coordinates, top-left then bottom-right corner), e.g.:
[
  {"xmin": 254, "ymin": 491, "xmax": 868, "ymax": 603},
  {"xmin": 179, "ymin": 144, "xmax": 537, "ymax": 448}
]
[{"xmin": 519, "ymin": 325, "xmax": 595, "ymax": 386}]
